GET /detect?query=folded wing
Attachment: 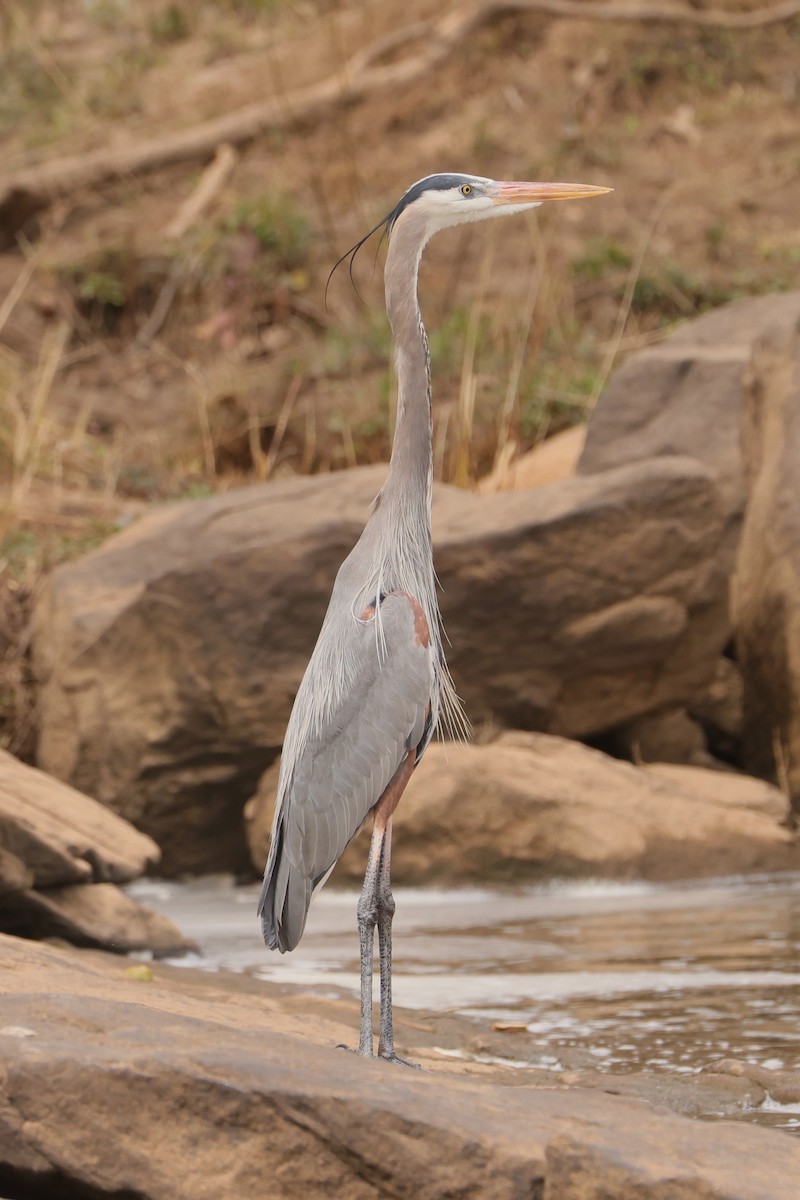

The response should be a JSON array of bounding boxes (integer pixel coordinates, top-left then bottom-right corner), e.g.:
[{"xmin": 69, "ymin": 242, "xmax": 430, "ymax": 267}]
[{"xmin": 258, "ymin": 591, "xmax": 433, "ymax": 951}]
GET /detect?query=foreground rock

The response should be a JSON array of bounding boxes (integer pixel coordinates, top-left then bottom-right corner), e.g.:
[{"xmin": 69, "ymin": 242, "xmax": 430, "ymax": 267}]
[
  {"xmin": 32, "ymin": 456, "xmax": 727, "ymax": 873},
  {"xmin": 0, "ymin": 751, "xmax": 192, "ymax": 954},
  {"xmin": 578, "ymin": 290, "xmax": 800, "ymax": 562},
  {"xmin": 0, "ymin": 934, "xmax": 797, "ymax": 1200},
  {"xmin": 246, "ymin": 732, "xmax": 798, "ymax": 885},
  {"xmin": 733, "ymin": 320, "xmax": 800, "ymax": 811}
]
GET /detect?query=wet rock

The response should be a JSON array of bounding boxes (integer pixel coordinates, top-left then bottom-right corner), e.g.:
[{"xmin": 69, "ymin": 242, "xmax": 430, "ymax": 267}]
[
  {"xmin": 246, "ymin": 733, "xmax": 797, "ymax": 885},
  {"xmin": 0, "ymin": 751, "xmax": 189, "ymax": 955},
  {"xmin": 578, "ymin": 290, "xmax": 800, "ymax": 564},
  {"xmin": 712, "ymin": 1059, "xmax": 800, "ymax": 1106},
  {"xmin": 733, "ymin": 319, "xmax": 800, "ymax": 812},
  {"xmin": 32, "ymin": 456, "xmax": 728, "ymax": 874},
  {"xmin": 0, "ymin": 934, "xmax": 797, "ymax": 1200},
  {"xmin": 477, "ymin": 424, "xmax": 585, "ymax": 492}
]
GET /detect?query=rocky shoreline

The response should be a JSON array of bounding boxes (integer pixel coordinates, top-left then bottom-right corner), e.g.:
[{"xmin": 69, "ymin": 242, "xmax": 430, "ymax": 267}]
[{"xmin": 1, "ymin": 932, "xmax": 799, "ymax": 1200}]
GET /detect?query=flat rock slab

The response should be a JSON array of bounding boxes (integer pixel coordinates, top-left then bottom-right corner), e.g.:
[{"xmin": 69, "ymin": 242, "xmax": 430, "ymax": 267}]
[
  {"xmin": 0, "ymin": 935, "xmax": 797, "ymax": 1200},
  {"xmin": 32, "ymin": 455, "xmax": 728, "ymax": 873},
  {"xmin": 247, "ymin": 733, "xmax": 799, "ymax": 885}
]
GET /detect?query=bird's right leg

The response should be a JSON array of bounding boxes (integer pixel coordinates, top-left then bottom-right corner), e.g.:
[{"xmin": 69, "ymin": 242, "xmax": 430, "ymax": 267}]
[{"xmin": 355, "ymin": 815, "xmax": 387, "ymax": 1056}]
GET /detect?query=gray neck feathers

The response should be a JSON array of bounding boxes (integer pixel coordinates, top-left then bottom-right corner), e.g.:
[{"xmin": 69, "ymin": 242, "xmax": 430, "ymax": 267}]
[
  {"xmin": 315, "ymin": 207, "xmax": 465, "ymax": 741},
  {"xmin": 382, "ymin": 210, "xmax": 433, "ymax": 517}
]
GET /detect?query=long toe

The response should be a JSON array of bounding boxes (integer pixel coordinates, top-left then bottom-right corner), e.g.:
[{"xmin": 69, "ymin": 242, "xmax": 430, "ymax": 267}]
[{"xmin": 378, "ymin": 1049, "xmax": 421, "ymax": 1069}]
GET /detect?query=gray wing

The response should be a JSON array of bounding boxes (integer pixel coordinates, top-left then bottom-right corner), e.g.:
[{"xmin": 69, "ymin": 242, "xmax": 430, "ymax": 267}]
[{"xmin": 258, "ymin": 592, "xmax": 433, "ymax": 952}]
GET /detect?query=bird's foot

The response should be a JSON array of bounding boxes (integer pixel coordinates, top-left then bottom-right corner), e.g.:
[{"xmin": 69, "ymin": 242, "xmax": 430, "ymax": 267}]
[
  {"xmin": 379, "ymin": 1048, "xmax": 421, "ymax": 1069},
  {"xmin": 336, "ymin": 1043, "xmax": 370, "ymax": 1056},
  {"xmin": 336, "ymin": 1042, "xmax": 420, "ymax": 1068}
]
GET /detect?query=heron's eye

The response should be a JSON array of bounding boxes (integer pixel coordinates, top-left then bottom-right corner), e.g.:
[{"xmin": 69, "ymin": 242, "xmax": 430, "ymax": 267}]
[{"xmin": 460, "ymin": 184, "xmax": 472, "ymax": 196}]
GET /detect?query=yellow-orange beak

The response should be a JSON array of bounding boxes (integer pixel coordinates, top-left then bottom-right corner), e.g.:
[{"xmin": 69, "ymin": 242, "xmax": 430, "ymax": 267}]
[{"xmin": 493, "ymin": 181, "xmax": 613, "ymax": 205}]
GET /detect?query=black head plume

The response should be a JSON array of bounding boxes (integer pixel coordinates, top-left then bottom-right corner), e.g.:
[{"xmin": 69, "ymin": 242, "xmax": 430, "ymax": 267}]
[{"xmin": 325, "ymin": 174, "xmax": 477, "ymax": 307}]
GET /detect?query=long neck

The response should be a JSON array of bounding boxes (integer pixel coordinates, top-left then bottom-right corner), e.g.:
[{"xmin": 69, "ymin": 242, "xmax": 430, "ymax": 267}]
[{"xmin": 381, "ymin": 212, "xmax": 433, "ymax": 518}]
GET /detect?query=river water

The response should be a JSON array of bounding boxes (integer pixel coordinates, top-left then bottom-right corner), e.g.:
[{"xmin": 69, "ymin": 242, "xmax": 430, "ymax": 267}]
[{"xmin": 129, "ymin": 872, "xmax": 800, "ymax": 1132}]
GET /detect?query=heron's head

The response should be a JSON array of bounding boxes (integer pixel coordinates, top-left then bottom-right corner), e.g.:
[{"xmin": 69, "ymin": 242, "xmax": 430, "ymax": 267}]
[
  {"xmin": 386, "ymin": 172, "xmax": 612, "ymax": 237},
  {"xmin": 329, "ymin": 172, "xmax": 611, "ymax": 295}
]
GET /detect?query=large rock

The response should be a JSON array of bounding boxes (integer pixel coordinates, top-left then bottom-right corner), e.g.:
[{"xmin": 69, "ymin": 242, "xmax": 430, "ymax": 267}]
[
  {"xmin": 32, "ymin": 455, "xmax": 728, "ymax": 874},
  {"xmin": 578, "ymin": 291, "xmax": 800, "ymax": 560},
  {"xmin": 0, "ymin": 748, "xmax": 158, "ymax": 886},
  {"xmin": 0, "ymin": 934, "xmax": 797, "ymax": 1200},
  {"xmin": 733, "ymin": 318, "xmax": 800, "ymax": 810},
  {"xmin": 440, "ymin": 458, "xmax": 727, "ymax": 735},
  {"xmin": 6, "ymin": 883, "xmax": 194, "ymax": 955},
  {"xmin": 245, "ymin": 733, "xmax": 797, "ymax": 885},
  {"xmin": 0, "ymin": 751, "xmax": 191, "ymax": 954}
]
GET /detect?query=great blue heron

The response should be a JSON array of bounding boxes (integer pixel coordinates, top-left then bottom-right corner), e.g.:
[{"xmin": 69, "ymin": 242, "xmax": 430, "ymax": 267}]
[{"xmin": 258, "ymin": 172, "xmax": 611, "ymax": 1063}]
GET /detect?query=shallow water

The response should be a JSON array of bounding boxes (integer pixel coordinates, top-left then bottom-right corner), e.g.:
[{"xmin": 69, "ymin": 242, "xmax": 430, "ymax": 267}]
[{"xmin": 129, "ymin": 872, "xmax": 800, "ymax": 1132}]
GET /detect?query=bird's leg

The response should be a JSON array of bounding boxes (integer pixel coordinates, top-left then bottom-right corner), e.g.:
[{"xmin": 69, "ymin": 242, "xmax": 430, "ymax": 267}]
[
  {"xmin": 376, "ymin": 816, "xmax": 398, "ymax": 1060},
  {"xmin": 352, "ymin": 750, "xmax": 416, "ymax": 1063},
  {"xmin": 355, "ymin": 816, "xmax": 386, "ymax": 1056},
  {"xmin": 376, "ymin": 813, "xmax": 420, "ymax": 1068}
]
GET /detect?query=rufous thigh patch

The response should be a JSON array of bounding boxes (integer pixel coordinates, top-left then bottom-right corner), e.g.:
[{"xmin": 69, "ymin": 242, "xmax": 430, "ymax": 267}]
[{"xmin": 374, "ymin": 749, "xmax": 416, "ymax": 825}]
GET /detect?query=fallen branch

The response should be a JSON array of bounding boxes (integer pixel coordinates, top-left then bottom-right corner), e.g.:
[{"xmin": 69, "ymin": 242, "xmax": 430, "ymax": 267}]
[
  {"xmin": 163, "ymin": 142, "xmax": 238, "ymax": 240},
  {"xmin": 3, "ymin": 0, "xmax": 800, "ymax": 241}
]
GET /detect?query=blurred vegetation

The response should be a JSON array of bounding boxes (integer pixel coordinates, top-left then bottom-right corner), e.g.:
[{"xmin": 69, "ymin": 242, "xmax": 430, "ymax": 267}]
[{"xmin": 1, "ymin": 0, "xmax": 800, "ymax": 579}]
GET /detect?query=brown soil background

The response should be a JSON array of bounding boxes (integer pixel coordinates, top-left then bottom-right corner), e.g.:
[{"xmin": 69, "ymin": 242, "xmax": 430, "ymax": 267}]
[{"xmin": 2, "ymin": 0, "xmax": 800, "ymax": 753}]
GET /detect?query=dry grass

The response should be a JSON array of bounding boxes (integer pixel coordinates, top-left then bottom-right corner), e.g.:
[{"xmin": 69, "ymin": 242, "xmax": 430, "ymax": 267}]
[{"xmin": 2, "ymin": 4, "xmax": 800, "ymax": 573}]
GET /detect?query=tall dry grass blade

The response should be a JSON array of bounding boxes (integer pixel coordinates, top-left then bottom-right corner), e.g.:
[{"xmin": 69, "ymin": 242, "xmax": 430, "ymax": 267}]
[
  {"xmin": 261, "ymin": 375, "xmax": 303, "ymax": 481},
  {"xmin": 491, "ymin": 215, "xmax": 551, "ymax": 473},
  {"xmin": 10, "ymin": 320, "xmax": 70, "ymax": 504},
  {"xmin": 589, "ymin": 183, "xmax": 678, "ymax": 407},
  {"xmin": 0, "ymin": 255, "xmax": 37, "ymax": 339}
]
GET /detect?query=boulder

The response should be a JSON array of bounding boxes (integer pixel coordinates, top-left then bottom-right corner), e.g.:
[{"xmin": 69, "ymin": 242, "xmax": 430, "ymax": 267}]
[
  {"xmin": 32, "ymin": 455, "xmax": 728, "ymax": 874},
  {"xmin": 0, "ymin": 748, "xmax": 159, "ymax": 886},
  {"xmin": 604, "ymin": 706, "xmax": 715, "ymax": 768},
  {"xmin": 0, "ymin": 934, "xmax": 797, "ymax": 1200},
  {"xmin": 440, "ymin": 457, "xmax": 728, "ymax": 736},
  {"xmin": 578, "ymin": 291, "xmax": 800, "ymax": 562},
  {"xmin": 0, "ymin": 751, "xmax": 191, "ymax": 954},
  {"xmin": 477, "ymin": 424, "xmax": 585, "ymax": 493},
  {"xmin": 733, "ymin": 319, "xmax": 800, "ymax": 811},
  {"xmin": 4, "ymin": 883, "xmax": 192, "ymax": 955},
  {"xmin": 245, "ymin": 733, "xmax": 797, "ymax": 885}
]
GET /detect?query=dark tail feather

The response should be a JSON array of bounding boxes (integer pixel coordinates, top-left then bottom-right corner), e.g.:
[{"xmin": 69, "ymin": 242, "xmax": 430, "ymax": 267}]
[{"xmin": 257, "ymin": 819, "xmax": 312, "ymax": 953}]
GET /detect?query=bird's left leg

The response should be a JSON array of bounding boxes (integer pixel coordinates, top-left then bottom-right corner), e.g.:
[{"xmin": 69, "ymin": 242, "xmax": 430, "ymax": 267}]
[
  {"xmin": 355, "ymin": 816, "xmax": 387, "ymax": 1056},
  {"xmin": 375, "ymin": 750, "xmax": 420, "ymax": 1067},
  {"xmin": 350, "ymin": 749, "xmax": 416, "ymax": 1064},
  {"xmin": 376, "ymin": 815, "xmax": 399, "ymax": 1059}
]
